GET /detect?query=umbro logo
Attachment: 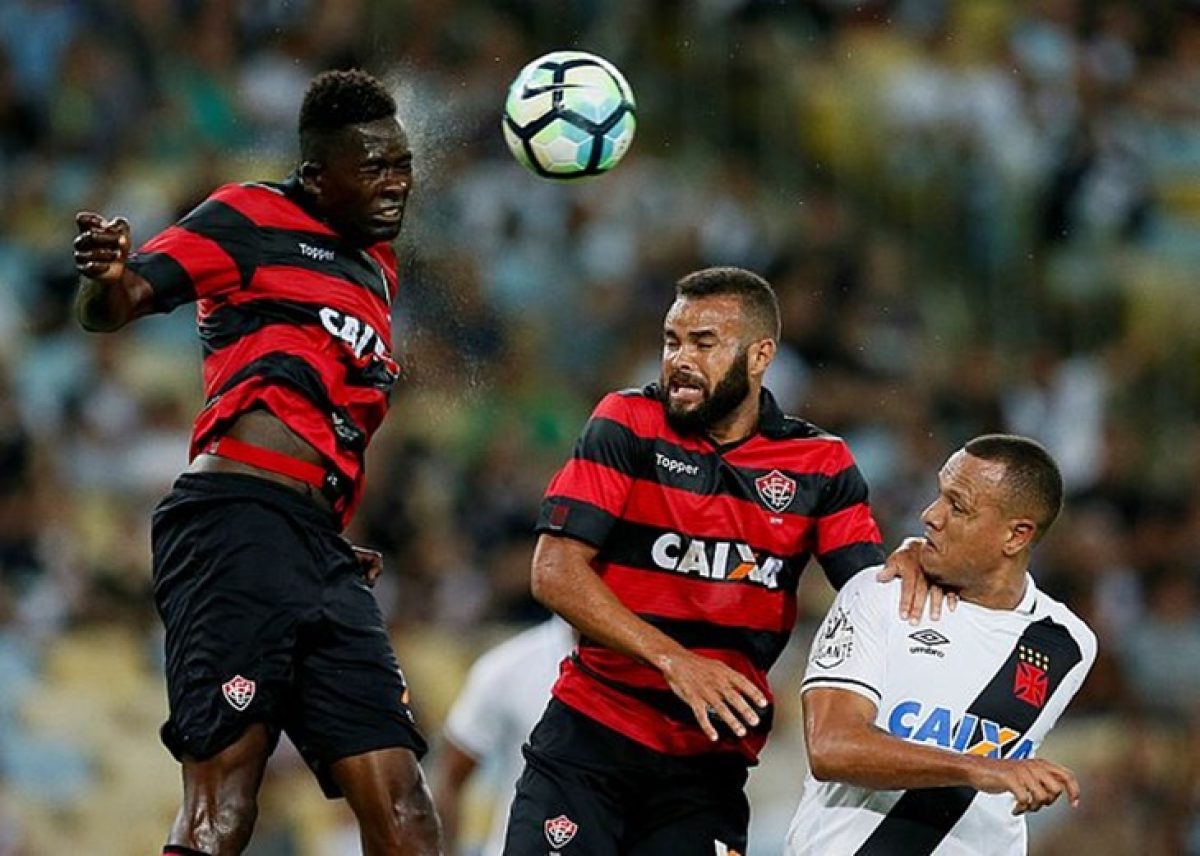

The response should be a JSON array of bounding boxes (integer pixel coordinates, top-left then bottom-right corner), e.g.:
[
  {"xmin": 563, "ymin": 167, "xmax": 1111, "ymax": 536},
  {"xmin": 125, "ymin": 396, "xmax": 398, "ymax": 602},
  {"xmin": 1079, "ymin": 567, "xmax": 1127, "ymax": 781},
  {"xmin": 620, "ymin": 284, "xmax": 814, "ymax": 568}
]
[
  {"xmin": 908, "ymin": 628, "xmax": 950, "ymax": 658},
  {"xmin": 299, "ymin": 242, "xmax": 335, "ymax": 262}
]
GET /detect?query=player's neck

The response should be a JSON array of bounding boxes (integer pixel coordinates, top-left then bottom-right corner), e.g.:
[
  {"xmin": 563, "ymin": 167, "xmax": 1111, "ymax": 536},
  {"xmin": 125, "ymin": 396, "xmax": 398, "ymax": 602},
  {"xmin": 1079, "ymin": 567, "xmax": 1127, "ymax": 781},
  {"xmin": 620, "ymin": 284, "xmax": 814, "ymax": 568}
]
[
  {"xmin": 961, "ymin": 568, "xmax": 1029, "ymax": 611},
  {"xmin": 706, "ymin": 394, "xmax": 761, "ymax": 446}
]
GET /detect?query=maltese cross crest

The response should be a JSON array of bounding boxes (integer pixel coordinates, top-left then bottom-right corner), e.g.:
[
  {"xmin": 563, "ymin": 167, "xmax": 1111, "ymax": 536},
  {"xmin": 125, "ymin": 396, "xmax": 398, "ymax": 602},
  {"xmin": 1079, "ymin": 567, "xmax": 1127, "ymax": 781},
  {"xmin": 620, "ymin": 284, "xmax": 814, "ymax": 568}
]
[
  {"xmin": 221, "ymin": 675, "xmax": 256, "ymax": 711},
  {"xmin": 544, "ymin": 814, "xmax": 579, "ymax": 849},
  {"xmin": 754, "ymin": 469, "xmax": 796, "ymax": 513}
]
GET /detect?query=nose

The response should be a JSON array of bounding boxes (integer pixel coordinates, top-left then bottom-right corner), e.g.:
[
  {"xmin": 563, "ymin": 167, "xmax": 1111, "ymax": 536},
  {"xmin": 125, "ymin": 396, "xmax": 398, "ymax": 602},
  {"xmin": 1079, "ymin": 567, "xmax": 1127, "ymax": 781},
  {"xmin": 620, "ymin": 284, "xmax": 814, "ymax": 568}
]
[
  {"xmin": 381, "ymin": 167, "xmax": 411, "ymax": 197},
  {"xmin": 921, "ymin": 499, "xmax": 942, "ymax": 530}
]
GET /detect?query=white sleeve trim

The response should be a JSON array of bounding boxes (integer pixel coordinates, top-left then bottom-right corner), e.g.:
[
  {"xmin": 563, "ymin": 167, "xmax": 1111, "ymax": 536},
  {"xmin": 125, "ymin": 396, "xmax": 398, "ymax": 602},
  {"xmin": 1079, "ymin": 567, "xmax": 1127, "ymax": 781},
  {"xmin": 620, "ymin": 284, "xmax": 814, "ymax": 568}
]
[{"xmin": 802, "ymin": 676, "xmax": 883, "ymax": 706}]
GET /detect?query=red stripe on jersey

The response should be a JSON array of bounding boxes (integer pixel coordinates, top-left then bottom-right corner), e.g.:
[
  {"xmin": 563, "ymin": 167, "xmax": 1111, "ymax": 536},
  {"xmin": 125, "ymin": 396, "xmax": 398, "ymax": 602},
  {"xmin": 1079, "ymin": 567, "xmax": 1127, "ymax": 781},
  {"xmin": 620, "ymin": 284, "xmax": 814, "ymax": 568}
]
[
  {"xmin": 212, "ymin": 183, "xmax": 336, "ymax": 235},
  {"xmin": 578, "ymin": 646, "xmax": 764, "ymax": 694},
  {"xmin": 553, "ymin": 662, "xmax": 768, "ymax": 760},
  {"xmin": 544, "ymin": 458, "xmax": 635, "ymax": 518},
  {"xmin": 222, "ymin": 267, "xmax": 393, "ymax": 345},
  {"xmin": 817, "ymin": 502, "xmax": 882, "ymax": 555},
  {"xmin": 592, "ymin": 393, "xmax": 713, "ymax": 453},
  {"xmin": 601, "ymin": 563, "xmax": 798, "ymax": 633},
  {"xmin": 366, "ymin": 243, "xmax": 400, "ymax": 299},
  {"xmin": 623, "ymin": 480, "xmax": 812, "ymax": 556},
  {"xmin": 141, "ymin": 226, "xmax": 241, "ymax": 301},
  {"xmin": 199, "ymin": 322, "xmax": 325, "ymax": 391},
  {"xmin": 722, "ymin": 434, "xmax": 855, "ymax": 476}
]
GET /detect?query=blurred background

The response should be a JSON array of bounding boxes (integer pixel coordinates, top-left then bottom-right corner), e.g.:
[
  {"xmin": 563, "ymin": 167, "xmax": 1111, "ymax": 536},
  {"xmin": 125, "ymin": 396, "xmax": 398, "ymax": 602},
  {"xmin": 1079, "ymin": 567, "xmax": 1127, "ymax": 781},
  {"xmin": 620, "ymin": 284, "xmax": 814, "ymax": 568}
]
[{"xmin": 1, "ymin": 0, "xmax": 1199, "ymax": 852}]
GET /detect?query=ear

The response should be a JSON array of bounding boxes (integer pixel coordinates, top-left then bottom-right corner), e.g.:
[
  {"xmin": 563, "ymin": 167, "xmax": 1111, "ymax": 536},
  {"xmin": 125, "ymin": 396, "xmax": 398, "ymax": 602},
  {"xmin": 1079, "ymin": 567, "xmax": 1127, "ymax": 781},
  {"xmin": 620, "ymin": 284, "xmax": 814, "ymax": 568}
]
[
  {"xmin": 748, "ymin": 338, "xmax": 776, "ymax": 379},
  {"xmin": 1003, "ymin": 518, "xmax": 1037, "ymax": 557},
  {"xmin": 298, "ymin": 161, "xmax": 323, "ymax": 197}
]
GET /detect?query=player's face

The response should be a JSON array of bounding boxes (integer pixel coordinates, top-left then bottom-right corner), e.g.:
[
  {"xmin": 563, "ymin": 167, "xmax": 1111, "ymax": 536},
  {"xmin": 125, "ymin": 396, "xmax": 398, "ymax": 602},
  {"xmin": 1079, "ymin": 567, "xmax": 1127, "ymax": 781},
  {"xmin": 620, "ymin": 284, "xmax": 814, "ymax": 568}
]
[
  {"xmin": 310, "ymin": 117, "xmax": 413, "ymax": 246},
  {"xmin": 919, "ymin": 451, "xmax": 1016, "ymax": 588},
  {"xmin": 660, "ymin": 295, "xmax": 756, "ymax": 434}
]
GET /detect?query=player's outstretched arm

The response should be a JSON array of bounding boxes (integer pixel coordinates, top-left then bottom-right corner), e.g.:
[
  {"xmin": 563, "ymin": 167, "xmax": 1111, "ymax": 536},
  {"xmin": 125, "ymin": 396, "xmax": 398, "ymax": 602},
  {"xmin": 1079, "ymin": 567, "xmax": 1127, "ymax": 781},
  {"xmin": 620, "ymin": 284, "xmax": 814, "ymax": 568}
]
[
  {"xmin": 875, "ymin": 536, "xmax": 958, "ymax": 624},
  {"xmin": 73, "ymin": 212, "xmax": 155, "ymax": 331},
  {"xmin": 531, "ymin": 533, "xmax": 768, "ymax": 742},
  {"xmin": 803, "ymin": 688, "xmax": 1079, "ymax": 814}
]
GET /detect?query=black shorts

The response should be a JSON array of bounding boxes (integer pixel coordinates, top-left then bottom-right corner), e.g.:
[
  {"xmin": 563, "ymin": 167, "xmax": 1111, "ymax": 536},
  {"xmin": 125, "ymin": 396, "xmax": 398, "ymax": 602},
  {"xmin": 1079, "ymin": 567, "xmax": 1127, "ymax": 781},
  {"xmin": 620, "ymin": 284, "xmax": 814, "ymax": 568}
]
[
  {"xmin": 503, "ymin": 699, "xmax": 750, "ymax": 855},
  {"xmin": 151, "ymin": 472, "xmax": 426, "ymax": 798}
]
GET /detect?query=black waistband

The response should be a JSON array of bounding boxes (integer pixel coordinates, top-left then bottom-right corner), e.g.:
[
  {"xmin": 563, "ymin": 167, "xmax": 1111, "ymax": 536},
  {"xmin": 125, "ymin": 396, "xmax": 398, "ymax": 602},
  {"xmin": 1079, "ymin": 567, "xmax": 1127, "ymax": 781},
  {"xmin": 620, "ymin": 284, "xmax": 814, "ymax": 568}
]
[{"xmin": 160, "ymin": 471, "xmax": 341, "ymax": 532}]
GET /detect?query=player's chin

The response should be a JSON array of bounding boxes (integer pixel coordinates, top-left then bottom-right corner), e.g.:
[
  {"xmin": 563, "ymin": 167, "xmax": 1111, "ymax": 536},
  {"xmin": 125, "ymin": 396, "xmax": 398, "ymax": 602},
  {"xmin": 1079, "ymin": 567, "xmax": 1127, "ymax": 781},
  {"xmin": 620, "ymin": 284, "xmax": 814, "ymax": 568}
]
[
  {"xmin": 366, "ymin": 220, "xmax": 403, "ymax": 242},
  {"xmin": 920, "ymin": 557, "xmax": 950, "ymax": 584},
  {"xmin": 665, "ymin": 399, "xmax": 701, "ymax": 421}
]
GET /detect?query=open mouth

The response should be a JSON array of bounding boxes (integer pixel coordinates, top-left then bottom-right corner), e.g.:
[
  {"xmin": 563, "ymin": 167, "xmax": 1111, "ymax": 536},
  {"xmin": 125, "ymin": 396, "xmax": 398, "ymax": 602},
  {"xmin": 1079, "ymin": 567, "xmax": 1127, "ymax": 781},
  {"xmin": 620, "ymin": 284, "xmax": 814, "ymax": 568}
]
[
  {"xmin": 373, "ymin": 205, "xmax": 403, "ymax": 224},
  {"xmin": 668, "ymin": 377, "xmax": 705, "ymax": 406}
]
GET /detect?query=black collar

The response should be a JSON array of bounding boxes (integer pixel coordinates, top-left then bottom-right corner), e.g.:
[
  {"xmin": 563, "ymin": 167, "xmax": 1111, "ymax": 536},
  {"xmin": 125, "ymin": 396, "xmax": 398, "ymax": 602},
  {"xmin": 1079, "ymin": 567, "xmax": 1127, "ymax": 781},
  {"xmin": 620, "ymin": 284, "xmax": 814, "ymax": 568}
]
[
  {"xmin": 644, "ymin": 384, "xmax": 789, "ymax": 441},
  {"xmin": 278, "ymin": 172, "xmax": 323, "ymax": 222}
]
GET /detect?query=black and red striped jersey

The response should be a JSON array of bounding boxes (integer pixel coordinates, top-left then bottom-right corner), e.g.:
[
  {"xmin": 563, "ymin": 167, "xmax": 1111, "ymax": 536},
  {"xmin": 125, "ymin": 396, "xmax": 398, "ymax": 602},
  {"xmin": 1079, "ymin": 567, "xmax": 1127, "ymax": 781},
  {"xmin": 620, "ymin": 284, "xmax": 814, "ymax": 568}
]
[
  {"xmin": 536, "ymin": 384, "xmax": 885, "ymax": 762},
  {"xmin": 126, "ymin": 177, "xmax": 400, "ymax": 527}
]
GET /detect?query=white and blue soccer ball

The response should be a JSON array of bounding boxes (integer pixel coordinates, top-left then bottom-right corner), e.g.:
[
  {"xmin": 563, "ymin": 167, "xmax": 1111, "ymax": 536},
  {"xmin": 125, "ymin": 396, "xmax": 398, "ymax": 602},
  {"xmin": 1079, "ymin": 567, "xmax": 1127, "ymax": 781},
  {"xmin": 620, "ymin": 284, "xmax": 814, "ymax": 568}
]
[{"xmin": 502, "ymin": 50, "xmax": 637, "ymax": 180}]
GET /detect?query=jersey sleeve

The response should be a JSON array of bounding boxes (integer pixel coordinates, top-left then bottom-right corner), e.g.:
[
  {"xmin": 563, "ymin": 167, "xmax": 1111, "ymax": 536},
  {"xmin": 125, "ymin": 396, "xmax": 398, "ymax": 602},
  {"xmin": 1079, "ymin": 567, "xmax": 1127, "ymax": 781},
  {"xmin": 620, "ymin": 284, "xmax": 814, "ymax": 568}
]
[
  {"xmin": 802, "ymin": 571, "xmax": 894, "ymax": 708},
  {"xmin": 535, "ymin": 392, "xmax": 643, "ymax": 548},
  {"xmin": 814, "ymin": 450, "xmax": 885, "ymax": 590},
  {"xmin": 126, "ymin": 184, "xmax": 259, "ymax": 313}
]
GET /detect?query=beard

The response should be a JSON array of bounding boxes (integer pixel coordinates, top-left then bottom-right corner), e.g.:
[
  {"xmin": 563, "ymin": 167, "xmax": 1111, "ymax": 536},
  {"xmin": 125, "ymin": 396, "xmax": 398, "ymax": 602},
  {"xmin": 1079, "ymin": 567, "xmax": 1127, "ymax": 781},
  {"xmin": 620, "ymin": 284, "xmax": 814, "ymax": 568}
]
[{"xmin": 663, "ymin": 349, "xmax": 753, "ymax": 436}]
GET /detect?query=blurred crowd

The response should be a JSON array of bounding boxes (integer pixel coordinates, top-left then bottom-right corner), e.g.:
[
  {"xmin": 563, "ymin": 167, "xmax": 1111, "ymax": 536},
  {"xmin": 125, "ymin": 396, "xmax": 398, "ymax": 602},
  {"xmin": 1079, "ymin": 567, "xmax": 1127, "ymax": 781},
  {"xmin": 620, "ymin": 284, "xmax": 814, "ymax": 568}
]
[{"xmin": 3, "ymin": 0, "xmax": 1200, "ymax": 853}]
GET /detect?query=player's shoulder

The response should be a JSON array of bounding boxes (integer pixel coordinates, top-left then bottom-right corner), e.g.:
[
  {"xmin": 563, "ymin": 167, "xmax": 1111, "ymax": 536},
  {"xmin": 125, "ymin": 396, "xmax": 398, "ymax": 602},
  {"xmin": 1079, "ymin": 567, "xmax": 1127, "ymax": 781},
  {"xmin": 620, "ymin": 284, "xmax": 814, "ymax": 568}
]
[
  {"xmin": 207, "ymin": 181, "xmax": 279, "ymax": 205},
  {"xmin": 766, "ymin": 410, "xmax": 860, "ymax": 468},
  {"xmin": 776, "ymin": 414, "xmax": 840, "ymax": 443},
  {"xmin": 1033, "ymin": 585, "xmax": 1098, "ymax": 663},
  {"xmin": 592, "ymin": 384, "xmax": 663, "ymax": 426},
  {"xmin": 188, "ymin": 181, "xmax": 297, "ymax": 225},
  {"xmin": 837, "ymin": 565, "xmax": 900, "ymax": 609}
]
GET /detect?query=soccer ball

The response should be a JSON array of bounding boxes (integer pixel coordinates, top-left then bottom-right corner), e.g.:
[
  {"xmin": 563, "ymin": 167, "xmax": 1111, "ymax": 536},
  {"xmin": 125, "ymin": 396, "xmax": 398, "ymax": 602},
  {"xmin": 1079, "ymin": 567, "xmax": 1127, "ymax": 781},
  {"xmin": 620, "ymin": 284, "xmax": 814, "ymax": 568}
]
[{"xmin": 502, "ymin": 50, "xmax": 637, "ymax": 180}]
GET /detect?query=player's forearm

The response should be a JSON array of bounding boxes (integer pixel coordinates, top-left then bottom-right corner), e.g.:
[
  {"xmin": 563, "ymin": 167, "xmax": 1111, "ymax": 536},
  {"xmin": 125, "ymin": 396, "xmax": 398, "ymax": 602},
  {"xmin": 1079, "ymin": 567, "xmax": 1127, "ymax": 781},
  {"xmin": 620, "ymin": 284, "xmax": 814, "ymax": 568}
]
[
  {"xmin": 75, "ymin": 272, "xmax": 151, "ymax": 332},
  {"xmin": 531, "ymin": 547, "xmax": 685, "ymax": 669},
  {"xmin": 807, "ymin": 722, "xmax": 990, "ymax": 791}
]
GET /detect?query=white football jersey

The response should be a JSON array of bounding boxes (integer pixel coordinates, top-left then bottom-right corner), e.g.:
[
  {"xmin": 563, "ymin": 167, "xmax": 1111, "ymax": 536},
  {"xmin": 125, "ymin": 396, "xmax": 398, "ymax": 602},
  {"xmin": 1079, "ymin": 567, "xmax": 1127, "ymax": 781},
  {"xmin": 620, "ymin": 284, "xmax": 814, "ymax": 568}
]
[
  {"xmin": 443, "ymin": 618, "xmax": 575, "ymax": 856},
  {"xmin": 786, "ymin": 569, "xmax": 1096, "ymax": 856}
]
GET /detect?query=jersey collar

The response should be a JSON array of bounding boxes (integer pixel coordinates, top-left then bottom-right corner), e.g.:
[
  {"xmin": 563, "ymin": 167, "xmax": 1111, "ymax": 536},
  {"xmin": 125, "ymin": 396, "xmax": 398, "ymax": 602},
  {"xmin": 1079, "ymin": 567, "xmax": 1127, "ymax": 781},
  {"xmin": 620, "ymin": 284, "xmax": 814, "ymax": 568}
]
[
  {"xmin": 1015, "ymin": 573, "xmax": 1039, "ymax": 615},
  {"xmin": 644, "ymin": 383, "xmax": 787, "ymax": 441}
]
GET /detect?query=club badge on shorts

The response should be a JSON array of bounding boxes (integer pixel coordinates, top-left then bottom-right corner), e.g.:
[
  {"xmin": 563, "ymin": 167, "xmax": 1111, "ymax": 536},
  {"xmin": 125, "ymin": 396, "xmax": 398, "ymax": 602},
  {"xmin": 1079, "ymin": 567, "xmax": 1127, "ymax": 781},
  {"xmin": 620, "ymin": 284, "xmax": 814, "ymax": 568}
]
[
  {"xmin": 544, "ymin": 814, "xmax": 578, "ymax": 849},
  {"xmin": 221, "ymin": 675, "xmax": 256, "ymax": 711}
]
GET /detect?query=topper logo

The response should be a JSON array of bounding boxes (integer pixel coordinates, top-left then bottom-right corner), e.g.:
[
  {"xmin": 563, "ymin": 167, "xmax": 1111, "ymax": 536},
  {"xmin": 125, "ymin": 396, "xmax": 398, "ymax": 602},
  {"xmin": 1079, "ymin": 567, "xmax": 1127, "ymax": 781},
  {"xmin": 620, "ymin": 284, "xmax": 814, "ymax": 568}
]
[
  {"xmin": 655, "ymin": 452, "xmax": 700, "ymax": 477},
  {"xmin": 299, "ymin": 242, "xmax": 336, "ymax": 262}
]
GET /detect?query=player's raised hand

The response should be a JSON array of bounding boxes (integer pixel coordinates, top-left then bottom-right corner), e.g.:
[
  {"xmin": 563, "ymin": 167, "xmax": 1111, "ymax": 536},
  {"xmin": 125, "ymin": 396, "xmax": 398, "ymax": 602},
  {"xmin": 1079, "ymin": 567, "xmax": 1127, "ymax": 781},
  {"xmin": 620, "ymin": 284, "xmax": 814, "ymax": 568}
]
[
  {"xmin": 657, "ymin": 649, "xmax": 768, "ymax": 742},
  {"xmin": 970, "ymin": 757, "xmax": 1080, "ymax": 815},
  {"xmin": 74, "ymin": 212, "xmax": 131, "ymax": 282},
  {"xmin": 876, "ymin": 536, "xmax": 958, "ymax": 624}
]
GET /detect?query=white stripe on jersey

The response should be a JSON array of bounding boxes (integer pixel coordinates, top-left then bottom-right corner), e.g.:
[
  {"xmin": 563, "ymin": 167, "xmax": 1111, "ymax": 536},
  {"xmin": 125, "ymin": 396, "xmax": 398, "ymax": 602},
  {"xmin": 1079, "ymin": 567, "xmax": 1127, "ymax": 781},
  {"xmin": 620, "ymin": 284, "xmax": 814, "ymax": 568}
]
[{"xmin": 786, "ymin": 568, "xmax": 1096, "ymax": 856}]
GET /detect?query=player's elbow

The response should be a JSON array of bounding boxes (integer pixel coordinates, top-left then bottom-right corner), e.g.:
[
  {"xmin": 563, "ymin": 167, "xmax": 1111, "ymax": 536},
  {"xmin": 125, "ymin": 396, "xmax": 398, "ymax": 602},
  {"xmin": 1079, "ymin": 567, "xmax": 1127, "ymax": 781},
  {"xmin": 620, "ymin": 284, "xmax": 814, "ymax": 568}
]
[
  {"xmin": 805, "ymin": 731, "xmax": 853, "ymax": 783},
  {"xmin": 529, "ymin": 552, "xmax": 560, "ymax": 610}
]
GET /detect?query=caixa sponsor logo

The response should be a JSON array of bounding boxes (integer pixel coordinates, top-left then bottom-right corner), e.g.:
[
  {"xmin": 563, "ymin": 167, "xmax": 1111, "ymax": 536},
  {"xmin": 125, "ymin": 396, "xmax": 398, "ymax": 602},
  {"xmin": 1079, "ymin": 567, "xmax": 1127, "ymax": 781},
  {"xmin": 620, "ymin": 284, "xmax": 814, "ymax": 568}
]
[
  {"xmin": 651, "ymin": 533, "xmax": 783, "ymax": 590},
  {"xmin": 319, "ymin": 307, "xmax": 387, "ymax": 359},
  {"xmin": 887, "ymin": 700, "xmax": 1034, "ymax": 760}
]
